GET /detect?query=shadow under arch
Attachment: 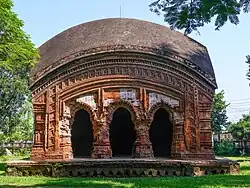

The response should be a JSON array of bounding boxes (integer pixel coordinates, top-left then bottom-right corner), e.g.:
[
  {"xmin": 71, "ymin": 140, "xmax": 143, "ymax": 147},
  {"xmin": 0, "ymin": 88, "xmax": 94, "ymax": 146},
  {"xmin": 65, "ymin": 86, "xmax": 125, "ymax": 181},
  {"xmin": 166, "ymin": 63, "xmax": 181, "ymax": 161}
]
[
  {"xmin": 66, "ymin": 101, "xmax": 96, "ymax": 158},
  {"xmin": 67, "ymin": 101, "xmax": 96, "ymax": 126},
  {"xmin": 148, "ymin": 102, "xmax": 174, "ymax": 123},
  {"xmin": 148, "ymin": 102, "xmax": 175, "ymax": 158},
  {"xmin": 105, "ymin": 100, "xmax": 137, "ymax": 125},
  {"xmin": 106, "ymin": 100, "xmax": 137, "ymax": 157}
]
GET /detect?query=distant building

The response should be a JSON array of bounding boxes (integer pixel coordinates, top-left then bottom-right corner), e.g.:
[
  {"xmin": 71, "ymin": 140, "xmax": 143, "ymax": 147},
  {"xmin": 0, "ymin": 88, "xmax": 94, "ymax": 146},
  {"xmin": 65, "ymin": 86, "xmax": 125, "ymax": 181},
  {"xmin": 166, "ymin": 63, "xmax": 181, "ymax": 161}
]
[
  {"xmin": 213, "ymin": 131, "xmax": 234, "ymax": 142},
  {"xmin": 213, "ymin": 132, "xmax": 250, "ymax": 154}
]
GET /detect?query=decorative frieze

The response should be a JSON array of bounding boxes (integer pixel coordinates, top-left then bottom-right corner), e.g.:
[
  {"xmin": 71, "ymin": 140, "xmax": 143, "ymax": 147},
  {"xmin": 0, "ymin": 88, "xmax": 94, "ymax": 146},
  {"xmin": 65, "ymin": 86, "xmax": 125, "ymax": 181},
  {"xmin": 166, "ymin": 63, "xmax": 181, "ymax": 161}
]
[
  {"xmin": 59, "ymin": 117, "xmax": 71, "ymax": 136},
  {"xmin": 76, "ymin": 94, "xmax": 97, "ymax": 110},
  {"xmin": 148, "ymin": 92, "xmax": 179, "ymax": 110},
  {"xmin": 34, "ymin": 131, "xmax": 43, "ymax": 145},
  {"xmin": 31, "ymin": 45, "xmax": 216, "ymax": 88},
  {"xmin": 103, "ymin": 88, "xmax": 140, "ymax": 107},
  {"xmin": 30, "ymin": 46, "xmax": 215, "ymax": 161},
  {"xmin": 120, "ymin": 89, "xmax": 140, "ymax": 107},
  {"xmin": 31, "ymin": 56, "xmax": 213, "ymax": 98},
  {"xmin": 103, "ymin": 99, "xmax": 115, "ymax": 107}
]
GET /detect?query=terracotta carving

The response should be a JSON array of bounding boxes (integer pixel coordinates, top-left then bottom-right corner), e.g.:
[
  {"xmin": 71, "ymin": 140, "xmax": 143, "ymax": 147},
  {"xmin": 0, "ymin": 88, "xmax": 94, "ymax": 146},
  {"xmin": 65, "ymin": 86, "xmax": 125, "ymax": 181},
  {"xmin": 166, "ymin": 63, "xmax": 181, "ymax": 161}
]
[{"xmin": 30, "ymin": 18, "xmax": 216, "ymax": 161}]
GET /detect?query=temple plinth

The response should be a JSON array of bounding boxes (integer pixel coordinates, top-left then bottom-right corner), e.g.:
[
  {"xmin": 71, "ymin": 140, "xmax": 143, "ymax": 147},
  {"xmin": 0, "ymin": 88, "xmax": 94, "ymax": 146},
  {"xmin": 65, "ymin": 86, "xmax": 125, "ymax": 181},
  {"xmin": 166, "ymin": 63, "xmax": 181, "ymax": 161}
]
[{"xmin": 5, "ymin": 18, "xmax": 240, "ymax": 177}]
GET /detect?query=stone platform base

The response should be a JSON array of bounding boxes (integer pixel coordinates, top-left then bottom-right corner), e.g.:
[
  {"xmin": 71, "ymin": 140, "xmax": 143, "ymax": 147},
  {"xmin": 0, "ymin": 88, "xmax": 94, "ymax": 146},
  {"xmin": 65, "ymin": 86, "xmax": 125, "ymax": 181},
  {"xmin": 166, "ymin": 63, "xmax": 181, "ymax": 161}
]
[{"xmin": 5, "ymin": 158, "xmax": 240, "ymax": 177}]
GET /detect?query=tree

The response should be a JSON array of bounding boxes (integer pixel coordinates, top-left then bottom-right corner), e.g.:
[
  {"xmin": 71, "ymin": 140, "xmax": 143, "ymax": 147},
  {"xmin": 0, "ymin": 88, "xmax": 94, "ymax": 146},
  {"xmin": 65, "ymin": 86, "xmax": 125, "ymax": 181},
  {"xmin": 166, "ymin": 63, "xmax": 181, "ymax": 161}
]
[
  {"xmin": 150, "ymin": 1, "xmax": 250, "ymax": 85},
  {"xmin": 0, "ymin": 0, "xmax": 38, "ymax": 135},
  {"xmin": 211, "ymin": 90, "xmax": 230, "ymax": 133},
  {"xmin": 214, "ymin": 140, "xmax": 236, "ymax": 156},
  {"xmin": 0, "ymin": 98, "xmax": 34, "ymax": 142},
  {"xmin": 229, "ymin": 114, "xmax": 250, "ymax": 140},
  {"xmin": 229, "ymin": 114, "xmax": 250, "ymax": 155},
  {"xmin": 246, "ymin": 55, "xmax": 250, "ymax": 84},
  {"xmin": 149, "ymin": 0, "xmax": 250, "ymax": 35}
]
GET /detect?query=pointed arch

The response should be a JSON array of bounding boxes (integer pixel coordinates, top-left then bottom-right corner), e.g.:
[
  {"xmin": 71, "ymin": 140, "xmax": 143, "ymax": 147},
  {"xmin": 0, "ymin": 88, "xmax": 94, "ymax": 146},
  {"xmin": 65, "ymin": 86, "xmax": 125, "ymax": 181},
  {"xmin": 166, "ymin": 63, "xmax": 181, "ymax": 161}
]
[
  {"xmin": 106, "ymin": 100, "xmax": 137, "ymax": 125},
  {"xmin": 105, "ymin": 100, "xmax": 137, "ymax": 157},
  {"xmin": 148, "ymin": 101, "xmax": 174, "ymax": 124},
  {"xmin": 148, "ymin": 101, "xmax": 175, "ymax": 158},
  {"xmin": 66, "ymin": 100, "xmax": 96, "ymax": 127},
  {"xmin": 65, "ymin": 100, "xmax": 96, "ymax": 158}
]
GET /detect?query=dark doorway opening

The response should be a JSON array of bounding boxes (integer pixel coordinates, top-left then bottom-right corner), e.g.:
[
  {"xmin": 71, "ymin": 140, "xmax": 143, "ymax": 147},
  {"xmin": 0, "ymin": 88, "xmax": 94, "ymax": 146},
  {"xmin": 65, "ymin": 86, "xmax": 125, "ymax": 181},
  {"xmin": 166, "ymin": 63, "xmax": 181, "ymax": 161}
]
[
  {"xmin": 71, "ymin": 109, "xmax": 93, "ymax": 158},
  {"xmin": 149, "ymin": 108, "xmax": 173, "ymax": 158},
  {"xmin": 109, "ymin": 107, "xmax": 136, "ymax": 157}
]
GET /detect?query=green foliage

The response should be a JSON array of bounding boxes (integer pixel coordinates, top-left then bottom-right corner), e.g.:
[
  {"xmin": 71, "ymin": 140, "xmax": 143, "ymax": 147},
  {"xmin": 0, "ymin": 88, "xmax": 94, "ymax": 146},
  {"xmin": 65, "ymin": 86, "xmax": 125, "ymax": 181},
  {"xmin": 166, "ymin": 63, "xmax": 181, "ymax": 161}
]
[
  {"xmin": 0, "ymin": 154, "xmax": 29, "ymax": 162},
  {"xmin": 246, "ymin": 55, "xmax": 250, "ymax": 83},
  {"xmin": 12, "ymin": 99, "xmax": 34, "ymax": 141},
  {"xmin": 0, "ymin": 0, "xmax": 38, "ymax": 73},
  {"xmin": 0, "ymin": 0, "xmax": 38, "ymax": 136},
  {"xmin": 229, "ymin": 114, "xmax": 250, "ymax": 140},
  {"xmin": 214, "ymin": 140, "xmax": 236, "ymax": 156},
  {"xmin": 12, "ymin": 148, "xmax": 31, "ymax": 157},
  {"xmin": 0, "ymin": 148, "xmax": 30, "ymax": 157},
  {"xmin": 149, "ymin": 1, "xmax": 250, "ymax": 83},
  {"xmin": 150, "ymin": 1, "xmax": 250, "ymax": 85},
  {"xmin": 211, "ymin": 90, "xmax": 230, "ymax": 133},
  {"xmin": 0, "ymin": 98, "xmax": 34, "ymax": 142},
  {"xmin": 149, "ymin": 0, "xmax": 250, "ymax": 35}
]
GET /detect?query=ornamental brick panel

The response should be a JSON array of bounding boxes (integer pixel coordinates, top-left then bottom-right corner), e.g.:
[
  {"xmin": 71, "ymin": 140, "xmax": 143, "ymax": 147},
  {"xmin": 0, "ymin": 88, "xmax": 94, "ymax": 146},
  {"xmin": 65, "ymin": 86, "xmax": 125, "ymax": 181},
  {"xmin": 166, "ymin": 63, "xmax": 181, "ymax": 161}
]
[{"xmin": 30, "ymin": 18, "xmax": 216, "ymax": 161}]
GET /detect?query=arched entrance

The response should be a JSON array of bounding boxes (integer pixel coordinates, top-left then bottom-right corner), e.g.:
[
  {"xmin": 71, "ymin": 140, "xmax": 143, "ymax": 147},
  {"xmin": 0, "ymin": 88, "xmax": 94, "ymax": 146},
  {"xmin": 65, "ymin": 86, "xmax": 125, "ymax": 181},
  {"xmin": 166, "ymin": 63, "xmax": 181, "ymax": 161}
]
[
  {"xmin": 71, "ymin": 109, "xmax": 93, "ymax": 158},
  {"xmin": 109, "ymin": 107, "xmax": 136, "ymax": 157},
  {"xmin": 149, "ymin": 108, "xmax": 173, "ymax": 158}
]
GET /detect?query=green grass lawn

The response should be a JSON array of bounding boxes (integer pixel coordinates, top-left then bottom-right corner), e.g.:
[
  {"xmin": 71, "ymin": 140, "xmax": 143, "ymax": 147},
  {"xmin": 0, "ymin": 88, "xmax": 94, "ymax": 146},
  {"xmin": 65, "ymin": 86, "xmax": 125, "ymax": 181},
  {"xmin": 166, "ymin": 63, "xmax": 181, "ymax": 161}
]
[
  {"xmin": 226, "ymin": 156, "xmax": 250, "ymax": 161},
  {"xmin": 0, "ymin": 157, "xmax": 249, "ymax": 187}
]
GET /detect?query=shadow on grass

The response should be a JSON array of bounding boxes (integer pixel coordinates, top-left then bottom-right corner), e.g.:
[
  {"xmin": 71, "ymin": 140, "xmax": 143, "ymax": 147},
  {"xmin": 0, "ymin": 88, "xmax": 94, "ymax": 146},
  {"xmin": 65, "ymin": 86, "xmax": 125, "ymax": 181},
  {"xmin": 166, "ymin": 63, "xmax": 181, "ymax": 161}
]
[
  {"xmin": 0, "ymin": 175, "xmax": 250, "ymax": 188},
  {"xmin": 0, "ymin": 157, "xmax": 248, "ymax": 187},
  {"xmin": 0, "ymin": 163, "xmax": 5, "ymax": 175},
  {"xmin": 241, "ymin": 165, "xmax": 250, "ymax": 171},
  {"xmin": 0, "ymin": 163, "xmax": 5, "ymax": 171}
]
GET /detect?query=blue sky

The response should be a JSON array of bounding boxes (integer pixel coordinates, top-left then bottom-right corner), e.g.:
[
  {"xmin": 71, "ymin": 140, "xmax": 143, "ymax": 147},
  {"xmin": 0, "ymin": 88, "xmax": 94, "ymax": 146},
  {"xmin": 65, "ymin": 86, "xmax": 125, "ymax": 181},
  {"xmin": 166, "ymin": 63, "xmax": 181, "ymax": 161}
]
[{"xmin": 13, "ymin": 0, "xmax": 250, "ymax": 122}]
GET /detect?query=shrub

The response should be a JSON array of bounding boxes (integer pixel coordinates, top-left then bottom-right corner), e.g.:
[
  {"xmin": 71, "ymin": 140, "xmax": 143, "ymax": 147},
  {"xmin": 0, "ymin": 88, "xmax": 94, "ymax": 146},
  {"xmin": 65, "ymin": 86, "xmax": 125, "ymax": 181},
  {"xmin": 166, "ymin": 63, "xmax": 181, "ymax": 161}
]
[{"xmin": 214, "ymin": 140, "xmax": 237, "ymax": 156}]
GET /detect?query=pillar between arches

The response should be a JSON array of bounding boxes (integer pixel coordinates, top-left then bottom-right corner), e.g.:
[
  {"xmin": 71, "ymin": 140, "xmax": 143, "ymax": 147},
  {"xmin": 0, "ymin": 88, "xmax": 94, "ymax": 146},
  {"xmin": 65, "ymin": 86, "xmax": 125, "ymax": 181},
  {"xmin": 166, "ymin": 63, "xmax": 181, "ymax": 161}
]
[
  {"xmin": 91, "ymin": 112, "xmax": 112, "ymax": 159},
  {"xmin": 133, "ymin": 105, "xmax": 154, "ymax": 158},
  {"xmin": 133, "ymin": 121, "xmax": 154, "ymax": 158}
]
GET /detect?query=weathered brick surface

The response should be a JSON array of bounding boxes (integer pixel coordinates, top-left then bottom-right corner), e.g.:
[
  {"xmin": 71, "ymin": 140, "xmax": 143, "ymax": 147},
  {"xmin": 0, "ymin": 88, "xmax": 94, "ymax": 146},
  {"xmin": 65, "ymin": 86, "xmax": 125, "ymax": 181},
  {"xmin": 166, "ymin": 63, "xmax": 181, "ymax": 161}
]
[
  {"xmin": 30, "ymin": 19, "xmax": 217, "ymax": 161},
  {"xmin": 30, "ymin": 18, "xmax": 216, "ymax": 86},
  {"xmin": 5, "ymin": 159, "xmax": 240, "ymax": 177}
]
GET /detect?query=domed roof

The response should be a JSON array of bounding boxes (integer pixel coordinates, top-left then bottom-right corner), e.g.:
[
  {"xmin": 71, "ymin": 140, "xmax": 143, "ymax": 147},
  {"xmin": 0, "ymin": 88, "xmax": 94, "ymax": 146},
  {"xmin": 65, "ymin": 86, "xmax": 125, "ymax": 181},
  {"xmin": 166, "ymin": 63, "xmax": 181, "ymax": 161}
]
[{"xmin": 30, "ymin": 18, "xmax": 216, "ymax": 87}]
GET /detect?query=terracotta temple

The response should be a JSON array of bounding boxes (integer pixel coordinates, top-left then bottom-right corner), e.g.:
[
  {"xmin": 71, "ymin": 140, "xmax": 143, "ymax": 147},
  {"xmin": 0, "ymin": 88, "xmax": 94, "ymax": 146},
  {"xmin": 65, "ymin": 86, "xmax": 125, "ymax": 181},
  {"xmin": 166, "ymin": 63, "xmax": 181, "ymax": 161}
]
[
  {"xmin": 6, "ymin": 18, "xmax": 240, "ymax": 177},
  {"xmin": 28, "ymin": 18, "xmax": 218, "ymax": 161}
]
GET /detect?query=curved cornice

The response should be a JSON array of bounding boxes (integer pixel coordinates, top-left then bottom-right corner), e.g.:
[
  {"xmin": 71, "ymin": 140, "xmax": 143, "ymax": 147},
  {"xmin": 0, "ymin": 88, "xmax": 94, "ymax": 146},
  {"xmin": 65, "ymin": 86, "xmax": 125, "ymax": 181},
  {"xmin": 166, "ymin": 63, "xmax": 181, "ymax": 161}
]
[
  {"xmin": 30, "ymin": 54, "xmax": 214, "ymax": 99},
  {"xmin": 30, "ymin": 45, "xmax": 217, "ymax": 89}
]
